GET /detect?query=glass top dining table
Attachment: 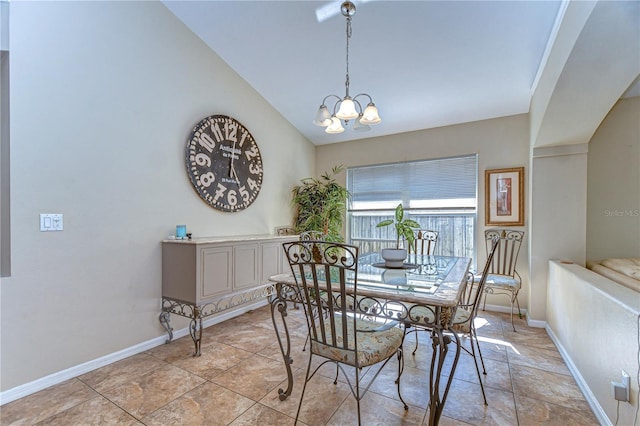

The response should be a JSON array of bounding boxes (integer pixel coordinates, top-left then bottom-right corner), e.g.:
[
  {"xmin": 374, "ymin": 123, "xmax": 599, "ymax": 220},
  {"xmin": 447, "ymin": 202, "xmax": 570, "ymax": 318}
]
[
  {"xmin": 268, "ymin": 252, "xmax": 472, "ymax": 425},
  {"xmin": 349, "ymin": 253, "xmax": 471, "ymax": 306},
  {"xmin": 271, "ymin": 253, "xmax": 471, "ymax": 313}
]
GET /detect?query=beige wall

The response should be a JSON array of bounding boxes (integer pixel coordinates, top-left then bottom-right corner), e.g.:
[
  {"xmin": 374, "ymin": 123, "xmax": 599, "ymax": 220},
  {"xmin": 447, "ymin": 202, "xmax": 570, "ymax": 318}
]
[
  {"xmin": 527, "ymin": 0, "xmax": 639, "ymax": 324},
  {"xmin": 316, "ymin": 113, "xmax": 530, "ymax": 311},
  {"xmin": 2, "ymin": 0, "xmax": 636, "ymax": 403},
  {"xmin": 528, "ymin": 145, "xmax": 588, "ymax": 321},
  {"xmin": 547, "ymin": 261, "xmax": 640, "ymax": 425},
  {"xmin": 0, "ymin": 1, "xmax": 314, "ymax": 392},
  {"xmin": 587, "ymin": 97, "xmax": 640, "ymax": 260}
]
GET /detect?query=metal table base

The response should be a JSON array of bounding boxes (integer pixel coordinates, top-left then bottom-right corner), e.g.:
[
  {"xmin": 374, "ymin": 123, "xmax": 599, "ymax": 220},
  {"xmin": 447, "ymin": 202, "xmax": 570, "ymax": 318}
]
[{"xmin": 160, "ymin": 283, "xmax": 275, "ymax": 356}]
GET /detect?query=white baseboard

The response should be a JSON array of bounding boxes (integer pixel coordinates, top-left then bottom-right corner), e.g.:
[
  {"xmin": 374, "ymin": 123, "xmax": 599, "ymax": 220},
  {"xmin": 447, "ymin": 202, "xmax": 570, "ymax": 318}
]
[
  {"xmin": 482, "ymin": 303, "xmax": 548, "ymax": 329},
  {"xmin": 482, "ymin": 302, "xmax": 523, "ymax": 316},
  {"xmin": 0, "ymin": 299, "xmax": 268, "ymax": 406},
  {"xmin": 525, "ymin": 314, "xmax": 546, "ymax": 329},
  {"xmin": 545, "ymin": 326, "xmax": 611, "ymax": 426}
]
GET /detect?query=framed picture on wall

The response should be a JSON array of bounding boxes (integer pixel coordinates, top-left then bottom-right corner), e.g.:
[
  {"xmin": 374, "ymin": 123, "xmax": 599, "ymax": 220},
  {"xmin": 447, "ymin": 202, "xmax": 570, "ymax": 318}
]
[{"xmin": 485, "ymin": 167, "xmax": 524, "ymax": 226}]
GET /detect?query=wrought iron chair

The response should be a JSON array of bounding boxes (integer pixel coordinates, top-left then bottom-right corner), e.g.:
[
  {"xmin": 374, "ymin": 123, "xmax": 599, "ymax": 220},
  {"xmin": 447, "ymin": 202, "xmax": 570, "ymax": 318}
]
[
  {"xmin": 299, "ymin": 230, "xmax": 326, "ymax": 241},
  {"xmin": 282, "ymin": 240, "xmax": 408, "ymax": 424},
  {"xmin": 404, "ymin": 229, "xmax": 439, "ymax": 348},
  {"xmin": 478, "ymin": 229, "xmax": 525, "ymax": 332},
  {"xmin": 414, "ymin": 229, "xmax": 439, "ymax": 256},
  {"xmin": 298, "ymin": 230, "xmax": 327, "ymax": 345},
  {"xmin": 403, "ymin": 237, "xmax": 499, "ymax": 404}
]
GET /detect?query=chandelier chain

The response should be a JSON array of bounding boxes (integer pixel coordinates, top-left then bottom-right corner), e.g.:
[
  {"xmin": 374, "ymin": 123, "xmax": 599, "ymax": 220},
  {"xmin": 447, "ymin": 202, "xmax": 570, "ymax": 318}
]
[{"xmin": 345, "ymin": 15, "xmax": 352, "ymax": 97}]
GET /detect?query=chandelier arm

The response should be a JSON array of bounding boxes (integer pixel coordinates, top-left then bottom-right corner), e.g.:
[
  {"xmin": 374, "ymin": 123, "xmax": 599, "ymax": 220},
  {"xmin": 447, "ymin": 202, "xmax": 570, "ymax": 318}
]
[
  {"xmin": 322, "ymin": 94, "xmax": 343, "ymax": 106},
  {"xmin": 331, "ymin": 100, "xmax": 341, "ymax": 116},
  {"xmin": 352, "ymin": 98, "xmax": 364, "ymax": 114},
  {"xmin": 352, "ymin": 93, "xmax": 373, "ymax": 104}
]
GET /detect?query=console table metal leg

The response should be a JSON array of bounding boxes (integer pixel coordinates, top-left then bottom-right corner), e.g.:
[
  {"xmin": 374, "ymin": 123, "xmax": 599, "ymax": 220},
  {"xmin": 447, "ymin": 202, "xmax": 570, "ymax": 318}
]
[
  {"xmin": 159, "ymin": 311, "xmax": 174, "ymax": 344},
  {"xmin": 427, "ymin": 325, "xmax": 461, "ymax": 425},
  {"xmin": 189, "ymin": 308, "xmax": 203, "ymax": 357},
  {"xmin": 270, "ymin": 282, "xmax": 295, "ymax": 401}
]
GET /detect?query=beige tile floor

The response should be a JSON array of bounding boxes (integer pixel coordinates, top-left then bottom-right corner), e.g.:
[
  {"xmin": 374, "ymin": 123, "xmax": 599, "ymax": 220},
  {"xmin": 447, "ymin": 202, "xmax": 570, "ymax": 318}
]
[{"xmin": 1, "ymin": 306, "xmax": 599, "ymax": 425}]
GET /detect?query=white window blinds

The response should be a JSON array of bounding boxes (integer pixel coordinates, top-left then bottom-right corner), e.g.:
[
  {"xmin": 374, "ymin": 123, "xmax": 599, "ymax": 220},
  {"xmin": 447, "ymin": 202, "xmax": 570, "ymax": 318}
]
[{"xmin": 347, "ymin": 155, "xmax": 477, "ymax": 211}]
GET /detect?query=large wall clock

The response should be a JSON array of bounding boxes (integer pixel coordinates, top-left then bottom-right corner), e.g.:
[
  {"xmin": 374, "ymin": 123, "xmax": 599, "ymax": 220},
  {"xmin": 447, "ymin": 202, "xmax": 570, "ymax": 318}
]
[{"xmin": 186, "ymin": 115, "xmax": 263, "ymax": 212}]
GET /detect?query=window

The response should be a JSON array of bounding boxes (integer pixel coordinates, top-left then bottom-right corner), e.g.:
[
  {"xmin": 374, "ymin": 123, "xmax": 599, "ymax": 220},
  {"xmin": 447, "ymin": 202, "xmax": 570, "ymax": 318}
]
[{"xmin": 346, "ymin": 155, "xmax": 477, "ymax": 258}]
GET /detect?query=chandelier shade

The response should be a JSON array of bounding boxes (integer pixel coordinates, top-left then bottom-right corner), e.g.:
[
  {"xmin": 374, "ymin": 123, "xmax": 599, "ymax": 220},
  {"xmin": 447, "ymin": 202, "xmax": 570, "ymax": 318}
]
[
  {"xmin": 313, "ymin": 1, "xmax": 381, "ymax": 134},
  {"xmin": 313, "ymin": 105, "xmax": 332, "ymax": 126},
  {"xmin": 336, "ymin": 97, "xmax": 359, "ymax": 120},
  {"xmin": 326, "ymin": 116, "xmax": 346, "ymax": 134},
  {"xmin": 352, "ymin": 115, "xmax": 371, "ymax": 132},
  {"xmin": 360, "ymin": 103, "xmax": 381, "ymax": 125}
]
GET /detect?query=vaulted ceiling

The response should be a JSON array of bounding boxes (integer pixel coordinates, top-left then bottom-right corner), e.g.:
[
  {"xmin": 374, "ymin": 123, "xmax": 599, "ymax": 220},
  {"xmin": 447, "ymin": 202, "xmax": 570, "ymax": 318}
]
[{"xmin": 163, "ymin": 1, "xmax": 640, "ymax": 147}]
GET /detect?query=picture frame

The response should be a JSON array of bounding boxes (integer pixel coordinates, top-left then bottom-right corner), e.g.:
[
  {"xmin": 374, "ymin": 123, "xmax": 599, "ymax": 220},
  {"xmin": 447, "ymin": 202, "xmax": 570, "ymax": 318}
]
[{"xmin": 485, "ymin": 167, "xmax": 524, "ymax": 226}]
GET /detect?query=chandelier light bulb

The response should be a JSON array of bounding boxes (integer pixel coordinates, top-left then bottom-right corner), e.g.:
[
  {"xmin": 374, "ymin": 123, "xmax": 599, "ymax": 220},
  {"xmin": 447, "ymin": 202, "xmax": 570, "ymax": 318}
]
[
  {"xmin": 360, "ymin": 103, "xmax": 381, "ymax": 125},
  {"xmin": 336, "ymin": 97, "xmax": 359, "ymax": 120},
  {"xmin": 325, "ymin": 116, "xmax": 345, "ymax": 134}
]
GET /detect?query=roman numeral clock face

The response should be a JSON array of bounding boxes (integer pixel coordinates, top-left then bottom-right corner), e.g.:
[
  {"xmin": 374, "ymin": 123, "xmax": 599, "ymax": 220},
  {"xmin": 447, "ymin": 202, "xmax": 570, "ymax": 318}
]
[{"xmin": 186, "ymin": 115, "xmax": 263, "ymax": 212}]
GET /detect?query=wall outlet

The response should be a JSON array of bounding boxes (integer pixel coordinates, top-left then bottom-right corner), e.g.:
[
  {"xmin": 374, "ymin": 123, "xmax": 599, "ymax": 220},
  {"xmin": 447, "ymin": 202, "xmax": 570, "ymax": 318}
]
[
  {"xmin": 40, "ymin": 213, "xmax": 63, "ymax": 231},
  {"xmin": 611, "ymin": 370, "xmax": 630, "ymax": 402}
]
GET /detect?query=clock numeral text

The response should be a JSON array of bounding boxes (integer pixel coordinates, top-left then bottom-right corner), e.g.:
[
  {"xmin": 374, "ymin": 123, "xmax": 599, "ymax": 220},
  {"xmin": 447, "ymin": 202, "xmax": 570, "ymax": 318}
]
[
  {"xmin": 199, "ymin": 172, "xmax": 215, "ymax": 188},
  {"xmin": 227, "ymin": 190, "xmax": 237, "ymax": 207},
  {"xmin": 247, "ymin": 177, "xmax": 259, "ymax": 192},
  {"xmin": 199, "ymin": 133, "xmax": 215, "ymax": 153},
  {"xmin": 225, "ymin": 121, "xmax": 237, "ymax": 142},
  {"xmin": 245, "ymin": 145, "xmax": 259, "ymax": 161},
  {"xmin": 238, "ymin": 131, "xmax": 248, "ymax": 148},
  {"xmin": 239, "ymin": 185, "xmax": 249, "ymax": 203},
  {"xmin": 249, "ymin": 163, "xmax": 262, "ymax": 175},
  {"xmin": 214, "ymin": 182, "xmax": 227, "ymax": 202},
  {"xmin": 195, "ymin": 153, "xmax": 211, "ymax": 168},
  {"xmin": 211, "ymin": 122, "xmax": 224, "ymax": 142}
]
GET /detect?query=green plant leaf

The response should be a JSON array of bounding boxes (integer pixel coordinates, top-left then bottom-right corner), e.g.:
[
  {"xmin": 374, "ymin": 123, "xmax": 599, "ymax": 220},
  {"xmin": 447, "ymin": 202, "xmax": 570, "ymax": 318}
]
[
  {"xmin": 402, "ymin": 227, "xmax": 415, "ymax": 241},
  {"xmin": 395, "ymin": 204, "xmax": 404, "ymax": 222},
  {"xmin": 376, "ymin": 219, "xmax": 394, "ymax": 228},
  {"xmin": 374, "ymin": 203, "xmax": 423, "ymax": 249},
  {"xmin": 404, "ymin": 219, "xmax": 421, "ymax": 229},
  {"xmin": 291, "ymin": 165, "xmax": 349, "ymax": 242}
]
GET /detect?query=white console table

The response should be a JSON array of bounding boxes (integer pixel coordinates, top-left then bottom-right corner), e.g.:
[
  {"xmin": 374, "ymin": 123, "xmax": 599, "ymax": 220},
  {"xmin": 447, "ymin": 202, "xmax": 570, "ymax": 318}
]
[{"xmin": 160, "ymin": 234, "xmax": 297, "ymax": 356}]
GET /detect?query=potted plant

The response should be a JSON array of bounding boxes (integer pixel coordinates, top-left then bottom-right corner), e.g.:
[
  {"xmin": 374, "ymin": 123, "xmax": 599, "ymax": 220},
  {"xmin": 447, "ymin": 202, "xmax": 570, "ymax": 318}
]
[
  {"xmin": 291, "ymin": 165, "xmax": 350, "ymax": 242},
  {"xmin": 376, "ymin": 203, "xmax": 420, "ymax": 267}
]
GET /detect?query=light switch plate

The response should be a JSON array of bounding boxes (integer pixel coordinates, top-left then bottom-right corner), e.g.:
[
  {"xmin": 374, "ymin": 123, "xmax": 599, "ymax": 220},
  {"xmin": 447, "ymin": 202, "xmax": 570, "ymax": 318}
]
[{"xmin": 40, "ymin": 214, "xmax": 63, "ymax": 231}]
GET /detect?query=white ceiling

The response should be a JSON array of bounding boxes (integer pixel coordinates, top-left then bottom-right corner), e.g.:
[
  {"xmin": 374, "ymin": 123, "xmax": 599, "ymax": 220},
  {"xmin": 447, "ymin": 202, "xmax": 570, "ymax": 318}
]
[{"xmin": 162, "ymin": 1, "xmax": 565, "ymax": 145}]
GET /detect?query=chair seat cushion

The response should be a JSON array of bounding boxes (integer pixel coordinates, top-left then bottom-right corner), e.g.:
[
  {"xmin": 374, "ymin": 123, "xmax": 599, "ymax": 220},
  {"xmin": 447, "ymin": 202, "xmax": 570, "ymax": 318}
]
[
  {"xmin": 451, "ymin": 308, "xmax": 472, "ymax": 333},
  {"xmin": 475, "ymin": 273, "xmax": 520, "ymax": 289},
  {"xmin": 310, "ymin": 315, "xmax": 404, "ymax": 367},
  {"xmin": 403, "ymin": 305, "xmax": 472, "ymax": 332}
]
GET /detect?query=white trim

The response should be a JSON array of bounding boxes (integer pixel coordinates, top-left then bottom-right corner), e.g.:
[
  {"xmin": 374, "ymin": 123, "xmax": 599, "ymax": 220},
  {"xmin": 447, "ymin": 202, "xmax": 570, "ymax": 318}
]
[
  {"xmin": 532, "ymin": 142, "xmax": 589, "ymax": 158},
  {"xmin": 483, "ymin": 302, "xmax": 528, "ymax": 316},
  {"xmin": 0, "ymin": 299, "xmax": 268, "ymax": 405},
  {"xmin": 525, "ymin": 315, "xmax": 546, "ymax": 329},
  {"xmin": 545, "ymin": 325, "xmax": 611, "ymax": 426},
  {"xmin": 482, "ymin": 302, "xmax": 516, "ymax": 315},
  {"xmin": 483, "ymin": 304, "xmax": 547, "ymax": 329},
  {"xmin": 530, "ymin": 0, "xmax": 569, "ymax": 95},
  {"xmin": 524, "ymin": 310, "xmax": 547, "ymax": 329}
]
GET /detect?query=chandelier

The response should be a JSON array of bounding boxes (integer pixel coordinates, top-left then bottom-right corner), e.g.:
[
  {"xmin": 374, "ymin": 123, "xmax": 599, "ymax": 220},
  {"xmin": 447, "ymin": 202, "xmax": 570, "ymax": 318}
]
[{"xmin": 313, "ymin": 1, "xmax": 381, "ymax": 134}]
